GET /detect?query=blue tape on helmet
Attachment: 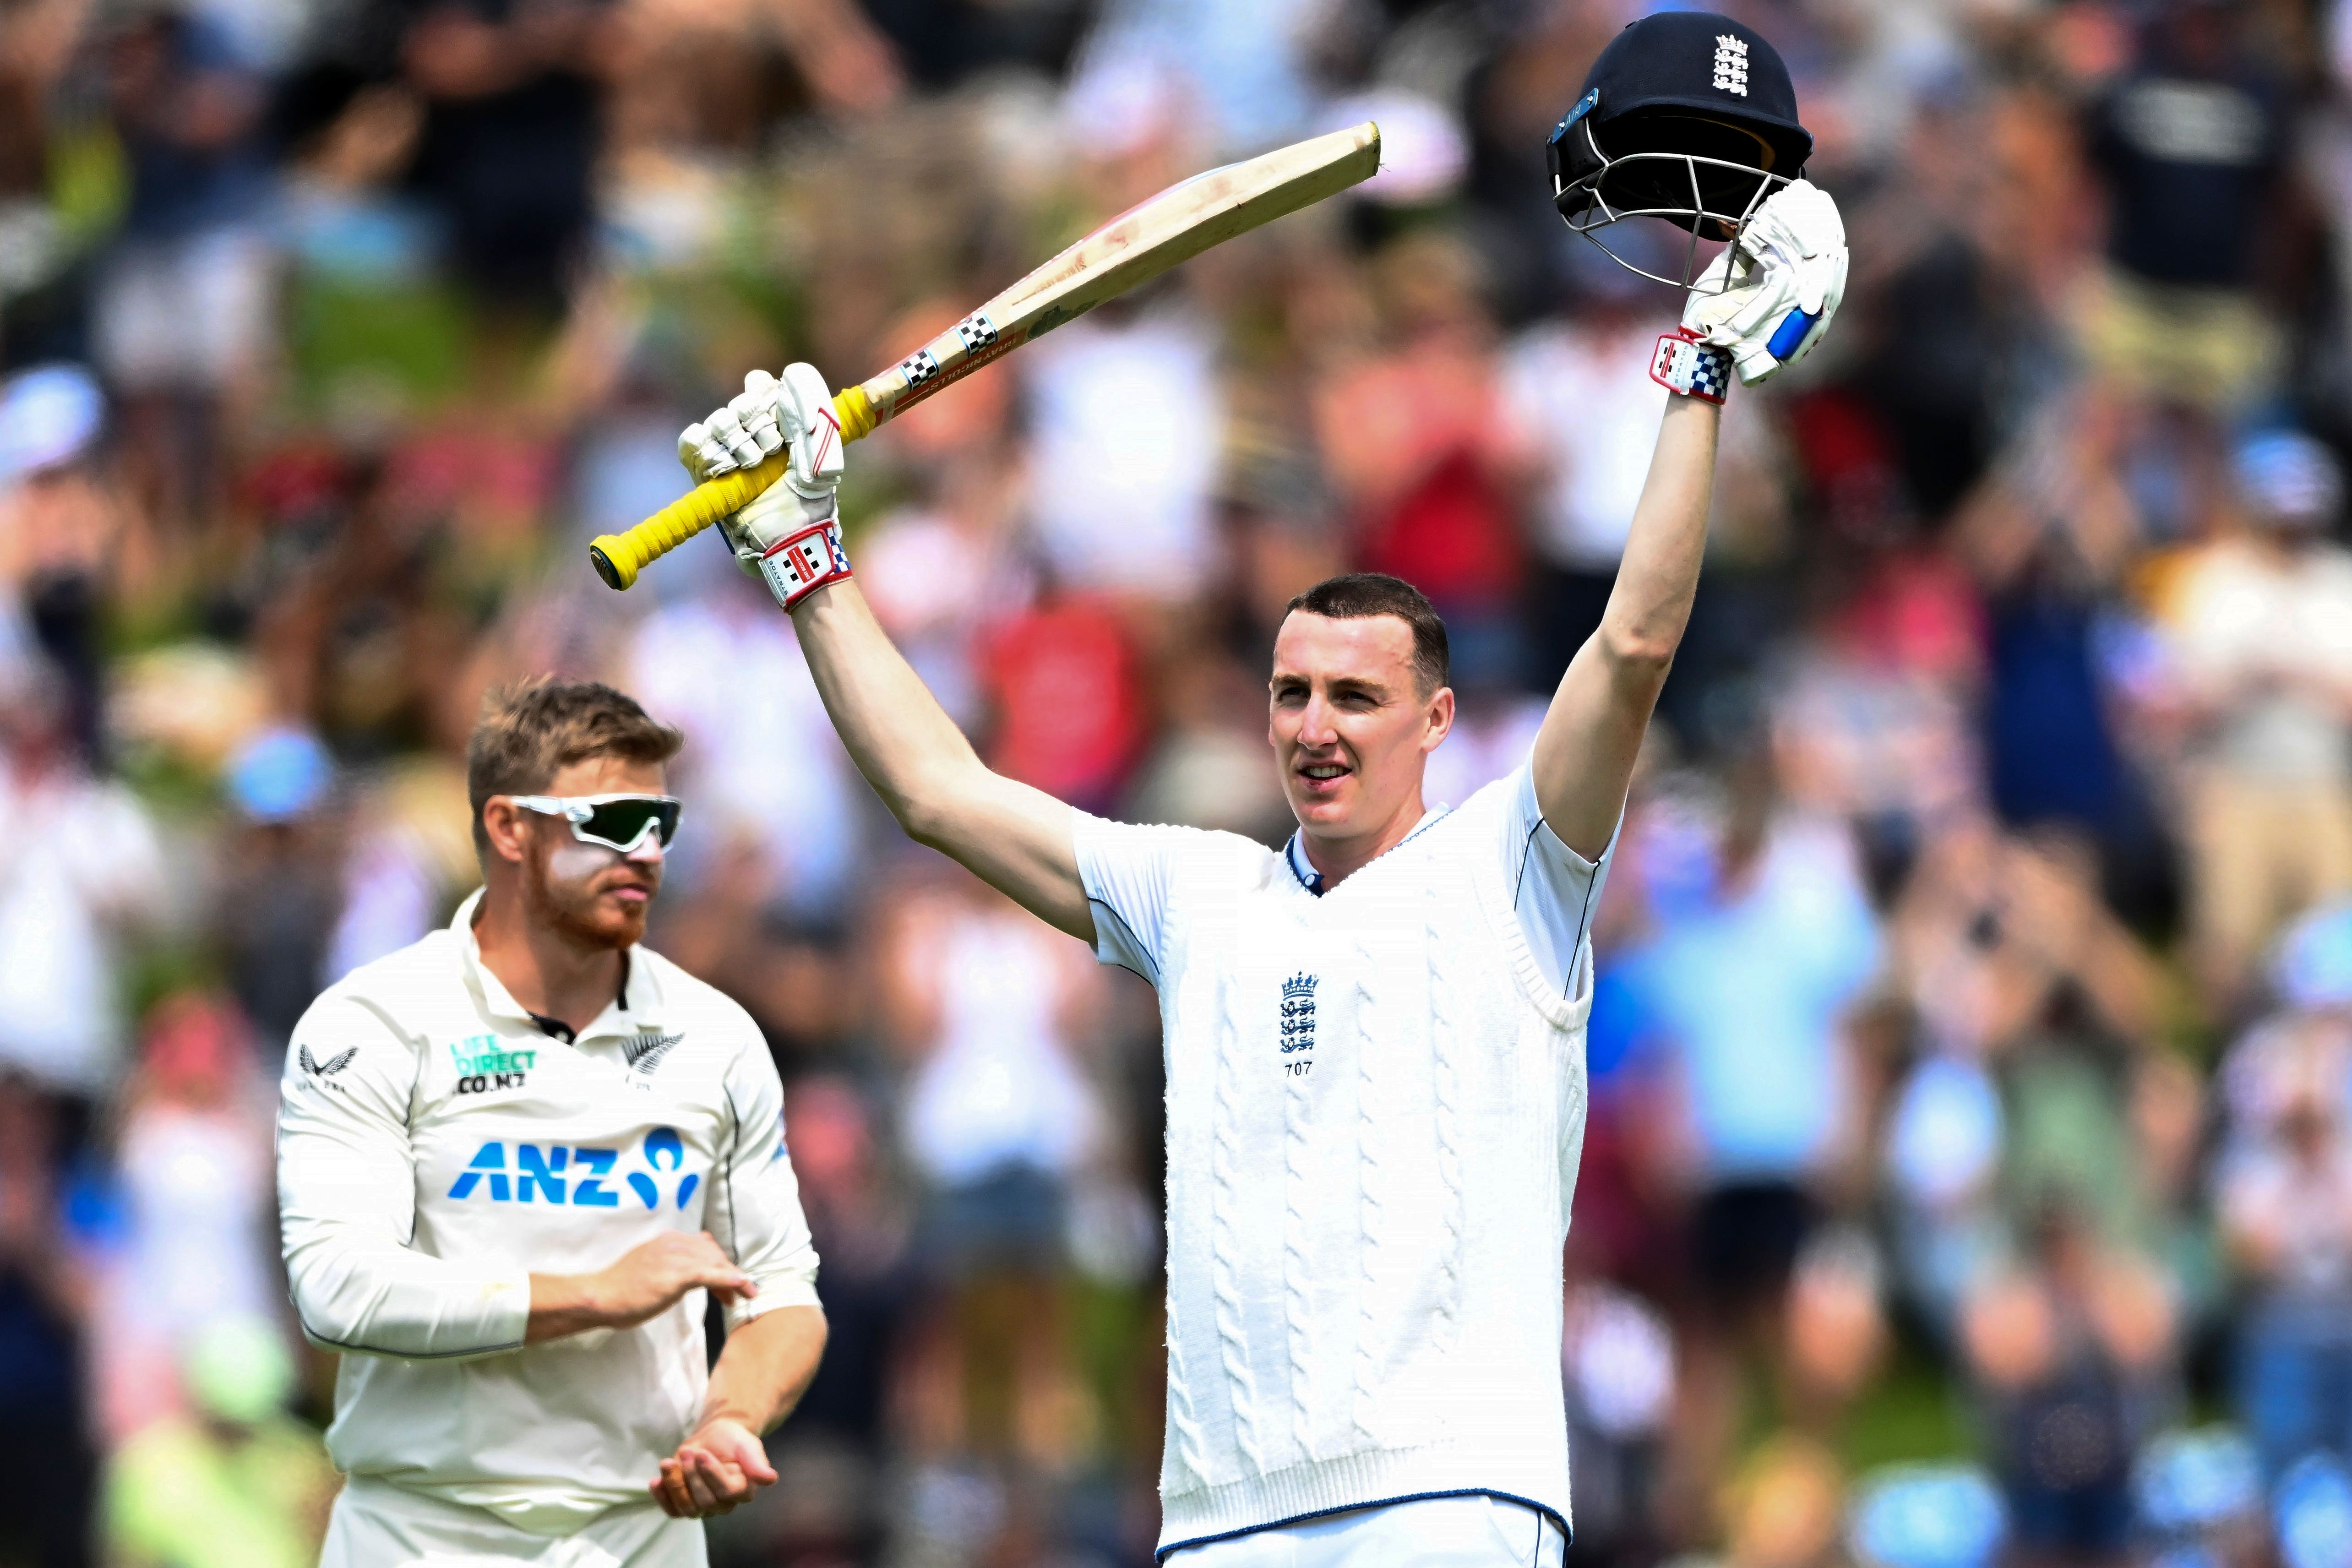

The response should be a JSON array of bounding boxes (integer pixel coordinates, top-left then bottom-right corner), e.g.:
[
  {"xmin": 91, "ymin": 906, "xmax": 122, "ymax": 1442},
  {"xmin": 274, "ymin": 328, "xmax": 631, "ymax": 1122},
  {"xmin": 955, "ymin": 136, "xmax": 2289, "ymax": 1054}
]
[{"xmin": 1549, "ymin": 88, "xmax": 1600, "ymax": 150}]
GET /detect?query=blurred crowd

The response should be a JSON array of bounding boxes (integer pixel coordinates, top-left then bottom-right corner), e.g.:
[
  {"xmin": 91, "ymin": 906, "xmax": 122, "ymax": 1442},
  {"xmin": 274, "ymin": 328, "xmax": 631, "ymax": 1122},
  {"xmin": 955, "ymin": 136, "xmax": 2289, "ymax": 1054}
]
[{"xmin": 7, "ymin": 0, "xmax": 2352, "ymax": 1564}]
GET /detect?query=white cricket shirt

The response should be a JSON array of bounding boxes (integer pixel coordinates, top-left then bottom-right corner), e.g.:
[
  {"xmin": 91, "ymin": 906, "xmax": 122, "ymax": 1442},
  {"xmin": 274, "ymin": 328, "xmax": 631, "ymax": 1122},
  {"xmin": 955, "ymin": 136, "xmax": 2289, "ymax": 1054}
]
[
  {"xmin": 1076, "ymin": 763, "xmax": 1612, "ymax": 1557},
  {"xmin": 274, "ymin": 891, "xmax": 821, "ymax": 1536}
]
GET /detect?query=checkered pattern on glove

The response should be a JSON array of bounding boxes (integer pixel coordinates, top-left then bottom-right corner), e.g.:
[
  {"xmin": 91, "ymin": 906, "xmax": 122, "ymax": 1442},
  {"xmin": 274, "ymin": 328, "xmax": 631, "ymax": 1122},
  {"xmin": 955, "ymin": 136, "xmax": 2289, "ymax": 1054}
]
[{"xmin": 1651, "ymin": 329, "xmax": 1733, "ymax": 404}]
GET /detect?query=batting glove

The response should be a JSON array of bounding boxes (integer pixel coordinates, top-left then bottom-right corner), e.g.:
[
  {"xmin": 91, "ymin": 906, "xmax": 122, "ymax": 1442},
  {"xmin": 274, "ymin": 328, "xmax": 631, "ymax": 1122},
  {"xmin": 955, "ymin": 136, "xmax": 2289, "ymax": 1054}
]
[
  {"xmin": 1681, "ymin": 178, "xmax": 1847, "ymax": 386},
  {"xmin": 678, "ymin": 365, "xmax": 851, "ymax": 610}
]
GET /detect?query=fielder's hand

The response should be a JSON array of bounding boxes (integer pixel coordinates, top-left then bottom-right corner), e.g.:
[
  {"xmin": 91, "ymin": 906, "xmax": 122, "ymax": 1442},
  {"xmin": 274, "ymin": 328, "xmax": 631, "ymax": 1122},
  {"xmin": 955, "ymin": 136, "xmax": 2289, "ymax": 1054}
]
[
  {"xmin": 651, "ymin": 1416, "xmax": 777, "ymax": 1519},
  {"xmin": 1682, "ymin": 178, "xmax": 1846, "ymax": 385},
  {"xmin": 593, "ymin": 1230, "xmax": 756, "ymax": 1328},
  {"xmin": 678, "ymin": 365, "xmax": 852, "ymax": 609}
]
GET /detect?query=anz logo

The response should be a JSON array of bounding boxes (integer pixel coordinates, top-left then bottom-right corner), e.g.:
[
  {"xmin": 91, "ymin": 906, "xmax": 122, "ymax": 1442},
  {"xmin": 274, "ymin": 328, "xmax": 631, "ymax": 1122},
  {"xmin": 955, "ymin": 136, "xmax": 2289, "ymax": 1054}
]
[{"xmin": 447, "ymin": 1126, "xmax": 702, "ymax": 1211}]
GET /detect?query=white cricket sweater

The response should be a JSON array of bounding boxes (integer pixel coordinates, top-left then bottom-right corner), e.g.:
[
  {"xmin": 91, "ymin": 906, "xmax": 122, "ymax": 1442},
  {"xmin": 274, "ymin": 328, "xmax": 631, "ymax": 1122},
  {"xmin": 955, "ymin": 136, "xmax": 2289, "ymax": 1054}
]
[{"xmin": 1077, "ymin": 765, "xmax": 1608, "ymax": 1557}]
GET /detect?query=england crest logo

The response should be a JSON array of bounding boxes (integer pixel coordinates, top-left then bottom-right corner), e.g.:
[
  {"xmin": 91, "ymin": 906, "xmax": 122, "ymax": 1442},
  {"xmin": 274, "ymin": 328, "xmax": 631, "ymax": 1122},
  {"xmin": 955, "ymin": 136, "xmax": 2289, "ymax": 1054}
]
[
  {"xmin": 1279, "ymin": 973, "xmax": 1318, "ymax": 1055},
  {"xmin": 1711, "ymin": 33, "xmax": 1750, "ymax": 96}
]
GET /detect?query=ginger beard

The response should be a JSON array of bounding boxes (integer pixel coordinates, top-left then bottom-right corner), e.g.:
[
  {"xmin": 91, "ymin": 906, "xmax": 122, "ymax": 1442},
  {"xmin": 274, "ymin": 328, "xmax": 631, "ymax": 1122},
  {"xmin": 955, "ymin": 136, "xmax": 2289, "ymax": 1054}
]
[{"xmin": 518, "ymin": 759, "xmax": 666, "ymax": 951}]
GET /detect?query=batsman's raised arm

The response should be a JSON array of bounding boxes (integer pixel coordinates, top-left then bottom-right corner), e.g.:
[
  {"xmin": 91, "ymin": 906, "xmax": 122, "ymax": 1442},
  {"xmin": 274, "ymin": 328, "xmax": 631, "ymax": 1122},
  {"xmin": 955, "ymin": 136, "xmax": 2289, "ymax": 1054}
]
[
  {"xmin": 1530, "ymin": 179, "xmax": 1846, "ymax": 857},
  {"xmin": 677, "ymin": 368, "xmax": 1092, "ymax": 941}
]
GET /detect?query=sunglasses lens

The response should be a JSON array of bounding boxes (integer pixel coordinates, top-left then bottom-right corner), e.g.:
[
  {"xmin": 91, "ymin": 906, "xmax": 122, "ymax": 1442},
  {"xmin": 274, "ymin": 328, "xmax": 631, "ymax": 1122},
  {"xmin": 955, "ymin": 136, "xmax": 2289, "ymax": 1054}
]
[{"xmin": 578, "ymin": 798, "xmax": 680, "ymax": 851}]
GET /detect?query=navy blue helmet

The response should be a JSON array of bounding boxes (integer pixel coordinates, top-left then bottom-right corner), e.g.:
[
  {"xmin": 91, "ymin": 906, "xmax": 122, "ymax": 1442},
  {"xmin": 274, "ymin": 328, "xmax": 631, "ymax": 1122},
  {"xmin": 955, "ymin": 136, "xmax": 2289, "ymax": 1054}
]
[{"xmin": 1547, "ymin": 11, "xmax": 1813, "ymax": 286}]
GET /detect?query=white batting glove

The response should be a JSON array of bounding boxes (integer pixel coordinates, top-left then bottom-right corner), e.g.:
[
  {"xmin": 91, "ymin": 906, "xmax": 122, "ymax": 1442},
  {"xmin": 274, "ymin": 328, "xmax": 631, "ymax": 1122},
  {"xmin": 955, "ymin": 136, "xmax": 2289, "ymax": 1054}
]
[
  {"xmin": 677, "ymin": 365, "xmax": 851, "ymax": 610},
  {"xmin": 1682, "ymin": 179, "xmax": 1847, "ymax": 385}
]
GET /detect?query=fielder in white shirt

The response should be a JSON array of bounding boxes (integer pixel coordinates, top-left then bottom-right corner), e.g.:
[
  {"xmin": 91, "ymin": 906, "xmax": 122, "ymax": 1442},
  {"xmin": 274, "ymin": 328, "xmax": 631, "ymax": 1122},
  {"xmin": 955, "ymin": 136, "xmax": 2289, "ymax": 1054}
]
[
  {"xmin": 676, "ymin": 179, "xmax": 1844, "ymax": 1563},
  {"xmin": 276, "ymin": 678, "xmax": 828, "ymax": 1565}
]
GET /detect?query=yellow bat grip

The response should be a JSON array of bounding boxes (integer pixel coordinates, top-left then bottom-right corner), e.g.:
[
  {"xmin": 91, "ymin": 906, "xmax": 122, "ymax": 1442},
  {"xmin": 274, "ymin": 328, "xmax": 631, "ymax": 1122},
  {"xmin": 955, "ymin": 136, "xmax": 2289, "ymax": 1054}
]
[{"xmin": 588, "ymin": 385, "xmax": 878, "ymax": 591}]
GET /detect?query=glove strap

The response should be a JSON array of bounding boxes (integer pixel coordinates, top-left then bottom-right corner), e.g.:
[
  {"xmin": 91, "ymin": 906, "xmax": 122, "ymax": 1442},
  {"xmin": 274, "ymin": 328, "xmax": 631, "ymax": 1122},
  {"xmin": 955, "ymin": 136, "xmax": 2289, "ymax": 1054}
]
[
  {"xmin": 758, "ymin": 519, "xmax": 852, "ymax": 611},
  {"xmin": 1650, "ymin": 329, "xmax": 1732, "ymax": 404}
]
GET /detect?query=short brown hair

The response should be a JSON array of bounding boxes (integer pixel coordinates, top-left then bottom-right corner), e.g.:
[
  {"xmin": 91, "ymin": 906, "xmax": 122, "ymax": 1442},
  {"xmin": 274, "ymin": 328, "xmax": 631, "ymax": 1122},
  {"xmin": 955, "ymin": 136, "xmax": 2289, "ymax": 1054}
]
[
  {"xmin": 467, "ymin": 678, "xmax": 685, "ymax": 854},
  {"xmin": 1284, "ymin": 573, "xmax": 1450, "ymax": 694}
]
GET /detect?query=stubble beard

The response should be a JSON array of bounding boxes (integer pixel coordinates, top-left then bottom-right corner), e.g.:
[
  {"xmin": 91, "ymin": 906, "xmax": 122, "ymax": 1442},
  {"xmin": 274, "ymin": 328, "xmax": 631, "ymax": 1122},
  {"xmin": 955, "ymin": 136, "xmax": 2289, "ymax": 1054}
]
[{"xmin": 524, "ymin": 848, "xmax": 651, "ymax": 952}]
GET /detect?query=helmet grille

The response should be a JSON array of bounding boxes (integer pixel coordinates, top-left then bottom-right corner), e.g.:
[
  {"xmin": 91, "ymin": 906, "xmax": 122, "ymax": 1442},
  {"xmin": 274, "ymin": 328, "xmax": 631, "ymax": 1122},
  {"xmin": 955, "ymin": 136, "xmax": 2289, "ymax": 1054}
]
[{"xmin": 1551, "ymin": 109, "xmax": 1799, "ymax": 289}]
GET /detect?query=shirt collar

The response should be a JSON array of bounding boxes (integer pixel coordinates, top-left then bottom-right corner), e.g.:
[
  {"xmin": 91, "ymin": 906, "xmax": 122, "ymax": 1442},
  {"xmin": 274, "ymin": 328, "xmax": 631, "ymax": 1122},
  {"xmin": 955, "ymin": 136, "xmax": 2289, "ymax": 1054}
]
[
  {"xmin": 1283, "ymin": 805, "xmax": 1453, "ymax": 897},
  {"xmin": 1284, "ymin": 833, "xmax": 1327, "ymax": 895},
  {"xmin": 450, "ymin": 888, "xmax": 664, "ymax": 1040}
]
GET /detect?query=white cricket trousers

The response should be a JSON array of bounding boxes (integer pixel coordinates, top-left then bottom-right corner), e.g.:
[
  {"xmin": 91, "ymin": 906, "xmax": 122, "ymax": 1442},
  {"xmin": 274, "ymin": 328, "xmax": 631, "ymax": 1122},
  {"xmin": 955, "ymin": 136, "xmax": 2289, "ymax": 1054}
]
[
  {"xmin": 320, "ymin": 1478, "xmax": 707, "ymax": 1568},
  {"xmin": 1165, "ymin": 1495, "xmax": 1568, "ymax": 1568}
]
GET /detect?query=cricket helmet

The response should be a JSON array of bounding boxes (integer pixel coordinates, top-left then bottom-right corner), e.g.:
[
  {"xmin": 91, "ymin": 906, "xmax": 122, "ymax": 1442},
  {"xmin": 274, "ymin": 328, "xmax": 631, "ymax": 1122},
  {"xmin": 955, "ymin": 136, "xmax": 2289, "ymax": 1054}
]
[{"xmin": 1547, "ymin": 11, "xmax": 1813, "ymax": 288}]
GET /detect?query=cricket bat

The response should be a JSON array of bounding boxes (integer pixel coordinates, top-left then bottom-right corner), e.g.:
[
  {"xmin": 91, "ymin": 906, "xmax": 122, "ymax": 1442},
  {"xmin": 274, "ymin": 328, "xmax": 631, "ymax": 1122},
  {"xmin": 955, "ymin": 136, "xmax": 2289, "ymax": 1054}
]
[{"xmin": 588, "ymin": 121, "xmax": 1382, "ymax": 590}]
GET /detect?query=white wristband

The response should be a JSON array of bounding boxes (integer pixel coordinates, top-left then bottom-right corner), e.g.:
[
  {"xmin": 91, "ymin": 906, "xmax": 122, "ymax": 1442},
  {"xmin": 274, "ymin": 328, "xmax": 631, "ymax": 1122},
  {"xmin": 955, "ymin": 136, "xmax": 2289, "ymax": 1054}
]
[
  {"xmin": 1650, "ymin": 329, "xmax": 1733, "ymax": 404},
  {"xmin": 758, "ymin": 519, "xmax": 852, "ymax": 610}
]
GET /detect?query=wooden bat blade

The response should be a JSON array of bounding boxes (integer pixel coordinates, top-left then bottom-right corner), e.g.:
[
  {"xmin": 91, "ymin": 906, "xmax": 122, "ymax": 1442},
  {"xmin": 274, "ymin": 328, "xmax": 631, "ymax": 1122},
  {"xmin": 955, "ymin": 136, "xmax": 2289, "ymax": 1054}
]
[
  {"xmin": 588, "ymin": 121, "xmax": 1382, "ymax": 590},
  {"xmin": 856, "ymin": 122, "xmax": 1381, "ymax": 428},
  {"xmin": 992, "ymin": 120, "xmax": 1384, "ymax": 332}
]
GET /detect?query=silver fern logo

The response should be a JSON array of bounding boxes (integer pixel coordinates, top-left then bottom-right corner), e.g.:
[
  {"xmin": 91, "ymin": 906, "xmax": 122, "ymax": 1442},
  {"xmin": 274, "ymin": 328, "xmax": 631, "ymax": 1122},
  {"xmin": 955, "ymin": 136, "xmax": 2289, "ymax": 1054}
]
[
  {"xmin": 1279, "ymin": 973, "xmax": 1318, "ymax": 1055},
  {"xmin": 624, "ymin": 1031, "xmax": 684, "ymax": 1075}
]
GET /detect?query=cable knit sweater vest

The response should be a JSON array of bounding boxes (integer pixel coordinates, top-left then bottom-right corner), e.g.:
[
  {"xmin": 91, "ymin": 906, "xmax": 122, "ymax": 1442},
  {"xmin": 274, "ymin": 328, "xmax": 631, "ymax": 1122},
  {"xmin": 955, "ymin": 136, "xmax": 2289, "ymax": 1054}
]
[{"xmin": 1152, "ymin": 799, "xmax": 1591, "ymax": 1555}]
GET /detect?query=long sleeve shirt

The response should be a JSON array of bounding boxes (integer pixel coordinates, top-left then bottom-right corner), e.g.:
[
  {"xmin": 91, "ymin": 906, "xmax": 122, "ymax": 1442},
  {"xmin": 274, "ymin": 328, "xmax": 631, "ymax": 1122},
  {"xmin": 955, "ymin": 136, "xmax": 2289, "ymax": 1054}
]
[{"xmin": 275, "ymin": 891, "xmax": 819, "ymax": 1535}]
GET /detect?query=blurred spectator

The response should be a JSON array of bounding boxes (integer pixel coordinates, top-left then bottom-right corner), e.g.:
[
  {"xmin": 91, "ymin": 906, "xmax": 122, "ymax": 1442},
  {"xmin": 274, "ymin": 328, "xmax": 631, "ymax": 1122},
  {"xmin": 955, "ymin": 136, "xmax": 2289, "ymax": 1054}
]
[
  {"xmin": 2214, "ymin": 922, "xmax": 2352, "ymax": 1484},
  {"xmin": 1772, "ymin": 638, "xmax": 1983, "ymax": 891},
  {"xmin": 1961, "ymin": 1194, "xmax": 2178, "ymax": 1568},
  {"xmin": 1884, "ymin": 1042, "xmax": 2006, "ymax": 1335},
  {"xmin": 1563, "ymin": 1278, "xmax": 1675, "ymax": 1563},
  {"xmin": 629, "ymin": 575, "xmax": 866, "ymax": 923},
  {"xmin": 324, "ymin": 757, "xmax": 475, "ymax": 980},
  {"xmin": 1952, "ymin": 385, "xmax": 2145, "ymax": 846},
  {"xmin": 0, "ymin": 1073, "xmax": 98, "ymax": 1568},
  {"xmin": 2163, "ymin": 431, "xmax": 2352, "ymax": 1011},
  {"xmin": 213, "ymin": 725, "xmax": 340, "ymax": 1054},
  {"xmin": 1883, "ymin": 819, "xmax": 2177, "ymax": 1347},
  {"xmin": 0, "ymin": 364, "xmax": 128, "ymax": 757},
  {"xmin": 1499, "ymin": 275, "xmax": 1674, "ymax": 684},
  {"xmin": 394, "ymin": 0, "xmax": 619, "ymax": 314},
  {"xmin": 1619, "ymin": 757, "xmax": 1884, "ymax": 1520},
  {"xmin": 1022, "ymin": 295, "xmax": 1223, "ymax": 604},
  {"xmin": 1786, "ymin": 1228, "xmax": 1892, "ymax": 1424},
  {"xmin": 0, "ymin": 667, "xmax": 165, "ymax": 1096},
  {"xmin": 1065, "ymin": 0, "xmax": 1315, "ymax": 158},
  {"xmin": 92, "ymin": 995, "xmax": 278, "ymax": 1441},
  {"xmin": 858, "ymin": 470, "xmax": 1024, "ymax": 736},
  {"xmin": 1721, "ymin": 1434, "xmax": 1849, "ymax": 1568},
  {"xmin": 978, "ymin": 587, "xmax": 1150, "ymax": 817},
  {"xmin": 1124, "ymin": 648, "xmax": 1290, "ymax": 839},
  {"xmin": 101, "ymin": 1317, "xmax": 338, "ymax": 1568},
  {"xmin": 1420, "ymin": 686, "xmax": 1546, "ymax": 815},
  {"xmin": 1624, "ymin": 760, "xmax": 1883, "ymax": 1308},
  {"xmin": 735, "ymin": 1074, "xmax": 917, "ymax": 1562},
  {"xmin": 94, "ymin": 3, "xmax": 274, "ymax": 526},
  {"xmin": 2082, "ymin": 0, "xmax": 2288, "ymax": 411},
  {"xmin": 1310, "ymin": 230, "xmax": 1524, "ymax": 687},
  {"xmin": 880, "ymin": 871, "xmax": 1107, "ymax": 1476},
  {"xmin": 1890, "ymin": 823, "xmax": 2159, "ymax": 1074}
]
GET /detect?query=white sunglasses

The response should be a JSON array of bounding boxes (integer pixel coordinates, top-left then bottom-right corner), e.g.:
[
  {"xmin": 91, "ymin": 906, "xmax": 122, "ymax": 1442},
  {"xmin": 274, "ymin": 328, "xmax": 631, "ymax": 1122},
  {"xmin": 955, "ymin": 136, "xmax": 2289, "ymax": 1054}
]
[{"xmin": 507, "ymin": 794, "xmax": 683, "ymax": 853}]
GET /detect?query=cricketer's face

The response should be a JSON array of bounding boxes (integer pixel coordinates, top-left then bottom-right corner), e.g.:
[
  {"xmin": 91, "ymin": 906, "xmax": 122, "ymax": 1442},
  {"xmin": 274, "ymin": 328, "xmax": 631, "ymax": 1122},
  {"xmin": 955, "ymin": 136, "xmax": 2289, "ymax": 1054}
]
[
  {"xmin": 1269, "ymin": 612, "xmax": 1454, "ymax": 841},
  {"xmin": 518, "ymin": 755, "xmax": 668, "ymax": 951}
]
